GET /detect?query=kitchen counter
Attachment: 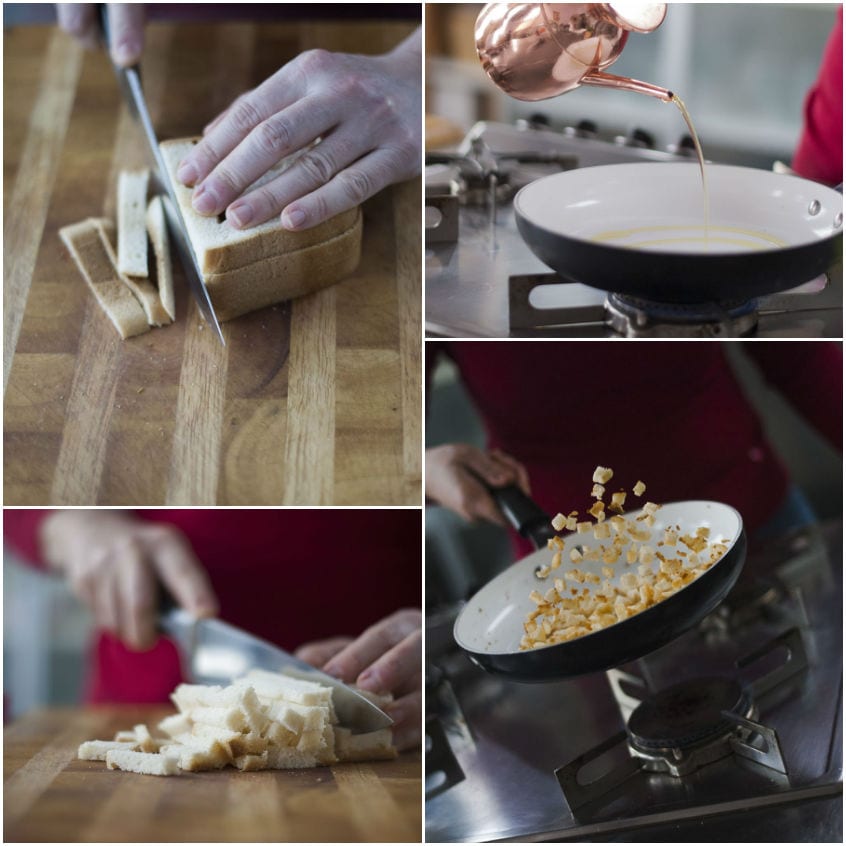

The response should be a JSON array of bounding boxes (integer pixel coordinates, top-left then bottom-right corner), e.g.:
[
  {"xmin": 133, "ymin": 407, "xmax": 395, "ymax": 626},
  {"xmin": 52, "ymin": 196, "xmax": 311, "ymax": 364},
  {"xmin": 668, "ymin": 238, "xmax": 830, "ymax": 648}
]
[
  {"xmin": 4, "ymin": 707, "xmax": 421, "ymax": 842},
  {"xmin": 3, "ymin": 20, "xmax": 421, "ymax": 505}
]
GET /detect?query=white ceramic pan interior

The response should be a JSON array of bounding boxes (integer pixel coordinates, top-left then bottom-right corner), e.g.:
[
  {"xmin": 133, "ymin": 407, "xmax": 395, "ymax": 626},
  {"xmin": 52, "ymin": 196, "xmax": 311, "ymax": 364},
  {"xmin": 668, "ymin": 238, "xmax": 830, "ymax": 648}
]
[
  {"xmin": 455, "ymin": 500, "xmax": 743, "ymax": 656},
  {"xmin": 514, "ymin": 163, "xmax": 843, "ymax": 255}
]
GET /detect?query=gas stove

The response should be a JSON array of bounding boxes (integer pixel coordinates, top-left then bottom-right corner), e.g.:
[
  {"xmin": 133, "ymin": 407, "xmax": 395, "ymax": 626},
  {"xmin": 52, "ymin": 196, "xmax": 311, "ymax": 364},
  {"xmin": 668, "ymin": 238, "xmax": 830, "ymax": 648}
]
[
  {"xmin": 425, "ymin": 522, "xmax": 842, "ymax": 842},
  {"xmin": 425, "ymin": 121, "xmax": 843, "ymax": 338}
]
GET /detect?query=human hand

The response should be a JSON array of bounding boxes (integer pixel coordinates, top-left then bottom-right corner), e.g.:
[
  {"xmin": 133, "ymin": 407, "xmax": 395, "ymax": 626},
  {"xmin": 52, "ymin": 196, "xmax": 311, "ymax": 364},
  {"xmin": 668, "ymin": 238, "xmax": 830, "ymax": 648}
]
[
  {"xmin": 425, "ymin": 444, "xmax": 531, "ymax": 527},
  {"xmin": 175, "ymin": 29, "xmax": 422, "ymax": 232},
  {"xmin": 56, "ymin": 3, "xmax": 146, "ymax": 66},
  {"xmin": 295, "ymin": 609, "xmax": 422, "ymax": 751},
  {"xmin": 40, "ymin": 511, "xmax": 218, "ymax": 650}
]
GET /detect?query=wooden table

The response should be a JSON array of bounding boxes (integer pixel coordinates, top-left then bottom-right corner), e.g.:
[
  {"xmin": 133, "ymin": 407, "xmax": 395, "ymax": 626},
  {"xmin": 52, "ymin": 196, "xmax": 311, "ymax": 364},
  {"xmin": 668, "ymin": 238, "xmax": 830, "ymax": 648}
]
[
  {"xmin": 3, "ymin": 20, "xmax": 421, "ymax": 506},
  {"xmin": 4, "ymin": 707, "xmax": 421, "ymax": 842}
]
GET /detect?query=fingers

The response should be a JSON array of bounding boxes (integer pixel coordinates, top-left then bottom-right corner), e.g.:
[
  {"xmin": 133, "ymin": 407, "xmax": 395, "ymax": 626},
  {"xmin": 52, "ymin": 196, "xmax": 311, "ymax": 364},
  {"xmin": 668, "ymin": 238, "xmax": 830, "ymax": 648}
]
[
  {"xmin": 190, "ymin": 98, "xmax": 341, "ymax": 223},
  {"xmin": 107, "ymin": 4, "xmax": 146, "ymax": 67},
  {"xmin": 146, "ymin": 527, "xmax": 219, "ymax": 618},
  {"xmin": 294, "ymin": 637, "xmax": 353, "ymax": 668},
  {"xmin": 490, "ymin": 448, "xmax": 532, "ymax": 495},
  {"xmin": 356, "ymin": 628, "xmax": 421, "ymax": 694},
  {"xmin": 116, "ymin": 551, "xmax": 157, "ymax": 650},
  {"xmin": 56, "ymin": 4, "xmax": 99, "ymax": 50},
  {"xmin": 323, "ymin": 609, "xmax": 420, "ymax": 685},
  {"xmin": 278, "ymin": 146, "xmax": 404, "ymax": 231},
  {"xmin": 175, "ymin": 66, "xmax": 304, "ymax": 189},
  {"xmin": 386, "ymin": 690, "xmax": 422, "ymax": 752}
]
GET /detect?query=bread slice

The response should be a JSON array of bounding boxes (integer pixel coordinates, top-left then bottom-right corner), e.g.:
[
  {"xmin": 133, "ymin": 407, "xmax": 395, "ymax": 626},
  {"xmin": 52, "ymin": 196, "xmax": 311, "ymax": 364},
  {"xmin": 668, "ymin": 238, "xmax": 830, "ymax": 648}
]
[
  {"xmin": 334, "ymin": 727, "xmax": 397, "ymax": 762},
  {"xmin": 204, "ymin": 212, "xmax": 362, "ymax": 322},
  {"xmin": 158, "ymin": 713, "xmax": 192, "ymax": 738},
  {"xmin": 117, "ymin": 169, "xmax": 150, "ymax": 277},
  {"xmin": 146, "ymin": 196, "xmax": 176, "ymax": 321},
  {"xmin": 78, "ymin": 739, "xmax": 139, "ymax": 761},
  {"xmin": 159, "ymin": 138, "xmax": 359, "ymax": 275},
  {"xmin": 105, "ymin": 749, "xmax": 179, "ymax": 776},
  {"xmin": 94, "ymin": 218, "xmax": 171, "ymax": 327},
  {"xmin": 59, "ymin": 218, "xmax": 150, "ymax": 339}
]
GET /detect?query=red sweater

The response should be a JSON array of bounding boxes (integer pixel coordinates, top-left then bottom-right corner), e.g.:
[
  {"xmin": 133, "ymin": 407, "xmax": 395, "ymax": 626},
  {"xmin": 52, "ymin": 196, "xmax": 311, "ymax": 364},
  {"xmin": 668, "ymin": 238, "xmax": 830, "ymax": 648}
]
[
  {"xmin": 4, "ymin": 510, "xmax": 421, "ymax": 704},
  {"xmin": 792, "ymin": 7, "xmax": 842, "ymax": 185},
  {"xmin": 427, "ymin": 342, "xmax": 841, "ymax": 555}
]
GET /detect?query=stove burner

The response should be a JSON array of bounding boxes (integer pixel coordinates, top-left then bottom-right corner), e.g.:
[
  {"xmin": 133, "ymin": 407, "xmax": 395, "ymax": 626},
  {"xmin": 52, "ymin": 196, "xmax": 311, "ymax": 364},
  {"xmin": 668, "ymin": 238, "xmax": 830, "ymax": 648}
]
[
  {"xmin": 605, "ymin": 293, "xmax": 759, "ymax": 337},
  {"xmin": 627, "ymin": 678, "xmax": 752, "ymax": 752}
]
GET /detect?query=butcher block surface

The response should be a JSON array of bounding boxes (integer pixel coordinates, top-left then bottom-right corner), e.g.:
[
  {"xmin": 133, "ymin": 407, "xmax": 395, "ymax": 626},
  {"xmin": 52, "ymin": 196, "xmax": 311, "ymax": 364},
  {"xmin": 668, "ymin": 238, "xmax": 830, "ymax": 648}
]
[
  {"xmin": 4, "ymin": 707, "xmax": 422, "ymax": 842},
  {"xmin": 3, "ymin": 20, "xmax": 421, "ymax": 506}
]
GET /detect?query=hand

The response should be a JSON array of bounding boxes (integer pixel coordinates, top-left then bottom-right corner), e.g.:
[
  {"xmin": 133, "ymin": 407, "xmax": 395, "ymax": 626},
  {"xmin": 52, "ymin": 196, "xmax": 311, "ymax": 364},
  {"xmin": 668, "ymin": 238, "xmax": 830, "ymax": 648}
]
[
  {"xmin": 175, "ymin": 29, "xmax": 422, "ymax": 232},
  {"xmin": 425, "ymin": 444, "xmax": 531, "ymax": 527},
  {"xmin": 56, "ymin": 4, "xmax": 146, "ymax": 67},
  {"xmin": 295, "ymin": 609, "xmax": 421, "ymax": 751},
  {"xmin": 40, "ymin": 511, "xmax": 218, "ymax": 650}
]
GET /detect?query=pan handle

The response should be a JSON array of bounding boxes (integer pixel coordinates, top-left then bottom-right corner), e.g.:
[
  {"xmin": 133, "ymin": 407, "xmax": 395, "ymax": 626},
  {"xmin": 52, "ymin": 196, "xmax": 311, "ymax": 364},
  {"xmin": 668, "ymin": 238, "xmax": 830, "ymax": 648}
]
[{"xmin": 489, "ymin": 485, "xmax": 556, "ymax": 550}]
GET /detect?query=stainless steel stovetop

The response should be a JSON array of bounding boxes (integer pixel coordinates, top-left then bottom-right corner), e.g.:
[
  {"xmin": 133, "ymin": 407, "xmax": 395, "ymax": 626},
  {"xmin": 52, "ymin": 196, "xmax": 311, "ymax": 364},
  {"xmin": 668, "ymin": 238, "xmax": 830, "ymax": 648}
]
[
  {"xmin": 425, "ymin": 122, "xmax": 843, "ymax": 338},
  {"xmin": 425, "ymin": 523, "xmax": 842, "ymax": 842}
]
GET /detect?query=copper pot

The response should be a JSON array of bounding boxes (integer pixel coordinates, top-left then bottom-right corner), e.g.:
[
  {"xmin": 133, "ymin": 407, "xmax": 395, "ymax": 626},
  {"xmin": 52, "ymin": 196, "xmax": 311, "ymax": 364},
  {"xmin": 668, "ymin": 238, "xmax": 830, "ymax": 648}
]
[{"xmin": 476, "ymin": 3, "xmax": 671, "ymax": 102}]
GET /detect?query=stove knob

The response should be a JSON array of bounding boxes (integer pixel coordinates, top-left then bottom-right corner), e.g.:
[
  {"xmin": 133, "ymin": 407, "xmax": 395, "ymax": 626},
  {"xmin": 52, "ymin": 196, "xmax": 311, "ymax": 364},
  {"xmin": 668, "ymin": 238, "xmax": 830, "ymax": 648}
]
[
  {"xmin": 563, "ymin": 119, "xmax": 598, "ymax": 139},
  {"xmin": 516, "ymin": 112, "xmax": 551, "ymax": 131},
  {"xmin": 614, "ymin": 127, "xmax": 655, "ymax": 148}
]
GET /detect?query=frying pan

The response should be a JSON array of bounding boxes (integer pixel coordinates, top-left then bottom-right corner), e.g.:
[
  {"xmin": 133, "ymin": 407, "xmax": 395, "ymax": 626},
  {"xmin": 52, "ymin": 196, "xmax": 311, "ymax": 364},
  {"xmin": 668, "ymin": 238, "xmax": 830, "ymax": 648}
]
[
  {"xmin": 514, "ymin": 163, "xmax": 843, "ymax": 304},
  {"xmin": 454, "ymin": 487, "xmax": 746, "ymax": 682}
]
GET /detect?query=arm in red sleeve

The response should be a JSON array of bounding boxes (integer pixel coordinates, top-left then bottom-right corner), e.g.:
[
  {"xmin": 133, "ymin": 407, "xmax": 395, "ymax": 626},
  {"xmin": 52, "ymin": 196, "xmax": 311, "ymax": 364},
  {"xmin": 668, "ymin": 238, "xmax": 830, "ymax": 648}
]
[
  {"xmin": 742, "ymin": 342, "xmax": 842, "ymax": 449},
  {"xmin": 3, "ymin": 509, "xmax": 53, "ymax": 569},
  {"xmin": 791, "ymin": 7, "xmax": 842, "ymax": 185}
]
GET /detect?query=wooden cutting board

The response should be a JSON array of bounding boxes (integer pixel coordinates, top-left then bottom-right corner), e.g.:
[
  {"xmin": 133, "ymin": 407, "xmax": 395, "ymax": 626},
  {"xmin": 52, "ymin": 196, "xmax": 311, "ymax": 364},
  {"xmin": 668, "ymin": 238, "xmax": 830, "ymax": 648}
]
[
  {"xmin": 3, "ymin": 20, "xmax": 421, "ymax": 506},
  {"xmin": 4, "ymin": 707, "xmax": 421, "ymax": 842}
]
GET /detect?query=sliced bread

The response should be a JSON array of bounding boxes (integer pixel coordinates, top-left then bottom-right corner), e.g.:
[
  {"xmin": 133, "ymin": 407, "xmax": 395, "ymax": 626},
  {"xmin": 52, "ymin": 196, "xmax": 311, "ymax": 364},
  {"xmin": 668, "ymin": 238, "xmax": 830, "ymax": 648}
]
[
  {"xmin": 159, "ymin": 138, "xmax": 360, "ymax": 275},
  {"xmin": 146, "ymin": 195, "xmax": 176, "ymax": 321},
  {"xmin": 116, "ymin": 169, "xmax": 150, "ymax": 277},
  {"xmin": 105, "ymin": 749, "xmax": 179, "ymax": 776},
  {"xmin": 59, "ymin": 218, "xmax": 150, "ymax": 339}
]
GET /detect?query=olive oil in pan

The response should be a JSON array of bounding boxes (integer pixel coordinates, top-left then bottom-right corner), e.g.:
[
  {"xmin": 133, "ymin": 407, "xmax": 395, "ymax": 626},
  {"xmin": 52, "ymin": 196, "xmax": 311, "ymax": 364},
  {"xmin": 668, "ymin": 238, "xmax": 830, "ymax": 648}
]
[{"xmin": 592, "ymin": 225, "xmax": 787, "ymax": 251}]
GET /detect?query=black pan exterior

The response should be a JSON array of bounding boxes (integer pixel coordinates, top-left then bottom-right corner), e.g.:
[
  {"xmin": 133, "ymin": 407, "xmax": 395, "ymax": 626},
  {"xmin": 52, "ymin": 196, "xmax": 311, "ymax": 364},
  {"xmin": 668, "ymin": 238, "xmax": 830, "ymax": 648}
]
[
  {"xmin": 462, "ymin": 529, "xmax": 746, "ymax": 682},
  {"xmin": 515, "ymin": 212, "xmax": 842, "ymax": 304}
]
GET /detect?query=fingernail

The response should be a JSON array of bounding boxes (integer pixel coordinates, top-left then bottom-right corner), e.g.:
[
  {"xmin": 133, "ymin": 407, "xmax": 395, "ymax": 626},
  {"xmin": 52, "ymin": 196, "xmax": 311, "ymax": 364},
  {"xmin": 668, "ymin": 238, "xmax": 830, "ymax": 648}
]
[
  {"xmin": 192, "ymin": 184, "xmax": 218, "ymax": 215},
  {"xmin": 227, "ymin": 202, "xmax": 253, "ymax": 228},
  {"xmin": 281, "ymin": 208, "xmax": 306, "ymax": 230},
  {"xmin": 177, "ymin": 160, "xmax": 198, "ymax": 186},
  {"xmin": 356, "ymin": 668, "xmax": 380, "ymax": 691},
  {"xmin": 114, "ymin": 38, "xmax": 141, "ymax": 67},
  {"xmin": 323, "ymin": 660, "xmax": 342, "ymax": 679}
]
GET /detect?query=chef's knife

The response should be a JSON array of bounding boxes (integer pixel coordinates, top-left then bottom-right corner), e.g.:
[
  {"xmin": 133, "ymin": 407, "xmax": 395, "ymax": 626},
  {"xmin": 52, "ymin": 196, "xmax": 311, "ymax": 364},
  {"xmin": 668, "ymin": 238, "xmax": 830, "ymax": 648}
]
[
  {"xmin": 160, "ymin": 607, "xmax": 393, "ymax": 734},
  {"xmin": 99, "ymin": 7, "xmax": 225, "ymax": 345}
]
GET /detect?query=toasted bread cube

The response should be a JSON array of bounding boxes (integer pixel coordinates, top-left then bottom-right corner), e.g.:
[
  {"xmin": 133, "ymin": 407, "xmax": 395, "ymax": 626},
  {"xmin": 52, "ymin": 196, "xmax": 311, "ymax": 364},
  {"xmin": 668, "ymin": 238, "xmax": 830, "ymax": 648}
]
[
  {"xmin": 551, "ymin": 513, "xmax": 567, "ymax": 531},
  {"xmin": 593, "ymin": 466, "xmax": 614, "ymax": 484},
  {"xmin": 591, "ymin": 483, "xmax": 605, "ymax": 500},
  {"xmin": 633, "ymin": 481, "xmax": 646, "ymax": 496}
]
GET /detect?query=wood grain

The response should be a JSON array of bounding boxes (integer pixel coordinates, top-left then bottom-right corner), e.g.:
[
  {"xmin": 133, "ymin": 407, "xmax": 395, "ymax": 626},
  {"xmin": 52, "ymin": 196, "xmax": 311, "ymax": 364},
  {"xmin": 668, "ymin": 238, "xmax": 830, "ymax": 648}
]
[
  {"xmin": 3, "ymin": 20, "xmax": 421, "ymax": 506},
  {"xmin": 4, "ymin": 708, "xmax": 421, "ymax": 843}
]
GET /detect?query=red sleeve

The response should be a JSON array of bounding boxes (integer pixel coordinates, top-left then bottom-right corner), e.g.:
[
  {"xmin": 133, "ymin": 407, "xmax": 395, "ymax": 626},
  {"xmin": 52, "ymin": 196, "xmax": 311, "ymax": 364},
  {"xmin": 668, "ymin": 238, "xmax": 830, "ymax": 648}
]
[
  {"xmin": 792, "ymin": 7, "xmax": 842, "ymax": 185},
  {"xmin": 3, "ymin": 509, "xmax": 53, "ymax": 569},
  {"xmin": 743, "ymin": 342, "xmax": 842, "ymax": 449}
]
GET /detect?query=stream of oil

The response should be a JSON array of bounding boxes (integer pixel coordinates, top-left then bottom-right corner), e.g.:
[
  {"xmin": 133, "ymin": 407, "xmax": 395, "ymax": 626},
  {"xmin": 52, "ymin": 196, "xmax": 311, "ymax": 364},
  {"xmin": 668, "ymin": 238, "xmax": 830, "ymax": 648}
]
[{"xmin": 670, "ymin": 93, "xmax": 710, "ymax": 240}]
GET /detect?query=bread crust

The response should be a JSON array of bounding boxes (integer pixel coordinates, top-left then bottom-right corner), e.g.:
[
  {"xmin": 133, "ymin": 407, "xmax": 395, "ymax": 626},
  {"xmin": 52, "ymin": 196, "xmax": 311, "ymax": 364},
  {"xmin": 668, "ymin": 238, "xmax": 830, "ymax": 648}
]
[{"xmin": 205, "ymin": 211, "xmax": 363, "ymax": 322}]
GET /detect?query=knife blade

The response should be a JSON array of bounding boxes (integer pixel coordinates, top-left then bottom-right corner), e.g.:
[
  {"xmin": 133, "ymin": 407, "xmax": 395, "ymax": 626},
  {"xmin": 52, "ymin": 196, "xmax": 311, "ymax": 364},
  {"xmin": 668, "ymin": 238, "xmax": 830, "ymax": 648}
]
[
  {"xmin": 100, "ymin": 8, "xmax": 225, "ymax": 345},
  {"xmin": 160, "ymin": 608, "xmax": 393, "ymax": 734}
]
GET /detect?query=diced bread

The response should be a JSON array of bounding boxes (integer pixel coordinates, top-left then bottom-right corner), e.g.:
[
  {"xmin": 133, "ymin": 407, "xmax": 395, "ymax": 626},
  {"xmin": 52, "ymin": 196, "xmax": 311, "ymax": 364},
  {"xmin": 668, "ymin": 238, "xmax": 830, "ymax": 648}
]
[
  {"xmin": 234, "ymin": 752, "xmax": 268, "ymax": 771},
  {"xmin": 296, "ymin": 729, "xmax": 327, "ymax": 754},
  {"xmin": 94, "ymin": 218, "xmax": 170, "ymax": 326},
  {"xmin": 59, "ymin": 218, "xmax": 150, "ymax": 339},
  {"xmin": 146, "ymin": 196, "xmax": 176, "ymax": 321},
  {"xmin": 105, "ymin": 749, "xmax": 179, "ymax": 776},
  {"xmin": 262, "ymin": 721, "xmax": 298, "ymax": 748},
  {"xmin": 176, "ymin": 739, "xmax": 231, "ymax": 772},
  {"xmin": 158, "ymin": 713, "xmax": 192, "ymax": 738},
  {"xmin": 238, "ymin": 670, "xmax": 333, "ymax": 707},
  {"xmin": 159, "ymin": 138, "xmax": 362, "ymax": 321},
  {"xmin": 227, "ymin": 731, "xmax": 268, "ymax": 758},
  {"xmin": 114, "ymin": 730, "xmax": 137, "ymax": 743},
  {"xmin": 334, "ymin": 727, "xmax": 397, "ymax": 762},
  {"xmin": 132, "ymin": 724, "xmax": 160, "ymax": 753},
  {"xmin": 78, "ymin": 739, "xmax": 138, "ymax": 761},
  {"xmin": 190, "ymin": 706, "xmax": 249, "ymax": 733},
  {"xmin": 265, "ymin": 701, "xmax": 330, "ymax": 734},
  {"xmin": 265, "ymin": 747, "xmax": 319, "ymax": 770},
  {"xmin": 117, "ymin": 168, "xmax": 150, "ymax": 277}
]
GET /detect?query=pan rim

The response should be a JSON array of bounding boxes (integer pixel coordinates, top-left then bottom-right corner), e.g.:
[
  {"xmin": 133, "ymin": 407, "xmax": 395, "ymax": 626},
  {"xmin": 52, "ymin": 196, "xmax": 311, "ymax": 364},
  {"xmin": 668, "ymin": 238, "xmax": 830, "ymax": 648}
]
[
  {"xmin": 513, "ymin": 162, "xmax": 844, "ymax": 258},
  {"xmin": 454, "ymin": 499, "xmax": 744, "ymax": 659}
]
